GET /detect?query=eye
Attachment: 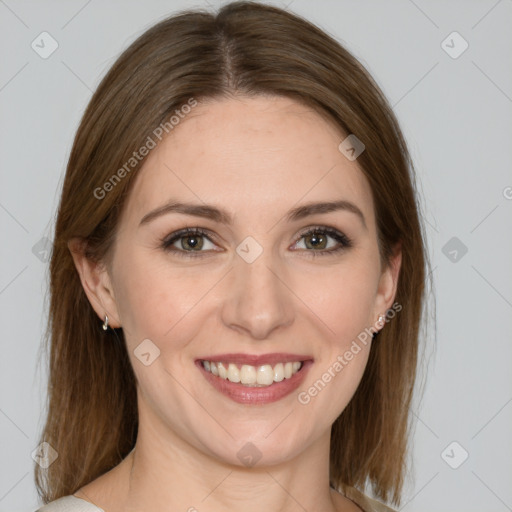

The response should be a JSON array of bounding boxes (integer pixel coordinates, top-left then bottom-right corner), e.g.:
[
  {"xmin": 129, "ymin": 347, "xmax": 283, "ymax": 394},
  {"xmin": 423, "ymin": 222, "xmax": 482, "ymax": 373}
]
[
  {"xmin": 160, "ymin": 227, "xmax": 218, "ymax": 257},
  {"xmin": 292, "ymin": 226, "xmax": 352, "ymax": 257},
  {"xmin": 160, "ymin": 225, "xmax": 352, "ymax": 258}
]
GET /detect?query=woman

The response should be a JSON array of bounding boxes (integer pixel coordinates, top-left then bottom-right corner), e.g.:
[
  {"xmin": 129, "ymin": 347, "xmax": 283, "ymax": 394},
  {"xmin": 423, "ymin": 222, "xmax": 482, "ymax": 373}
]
[{"xmin": 35, "ymin": 2, "xmax": 429, "ymax": 511}]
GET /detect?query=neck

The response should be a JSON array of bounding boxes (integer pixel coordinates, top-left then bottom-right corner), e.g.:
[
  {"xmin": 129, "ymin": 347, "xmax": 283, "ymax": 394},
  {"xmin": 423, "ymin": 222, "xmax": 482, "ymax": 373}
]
[
  {"xmin": 115, "ymin": 417, "xmax": 342, "ymax": 512},
  {"xmin": 77, "ymin": 395, "xmax": 360, "ymax": 512}
]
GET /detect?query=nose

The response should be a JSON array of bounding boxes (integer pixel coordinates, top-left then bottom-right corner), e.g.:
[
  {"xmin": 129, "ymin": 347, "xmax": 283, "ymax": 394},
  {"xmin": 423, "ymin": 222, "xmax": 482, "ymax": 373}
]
[{"xmin": 220, "ymin": 251, "xmax": 295, "ymax": 341}]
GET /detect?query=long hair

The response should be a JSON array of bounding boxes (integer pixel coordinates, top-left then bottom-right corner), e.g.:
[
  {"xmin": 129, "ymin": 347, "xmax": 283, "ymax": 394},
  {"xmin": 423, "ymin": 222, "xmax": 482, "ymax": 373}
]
[{"xmin": 35, "ymin": 1, "xmax": 430, "ymax": 506}]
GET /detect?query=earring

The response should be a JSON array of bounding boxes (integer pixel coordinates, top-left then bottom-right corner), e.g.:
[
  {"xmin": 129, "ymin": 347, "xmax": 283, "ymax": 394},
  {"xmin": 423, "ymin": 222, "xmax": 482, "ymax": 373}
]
[
  {"xmin": 377, "ymin": 314, "xmax": 386, "ymax": 327},
  {"xmin": 102, "ymin": 314, "xmax": 109, "ymax": 331}
]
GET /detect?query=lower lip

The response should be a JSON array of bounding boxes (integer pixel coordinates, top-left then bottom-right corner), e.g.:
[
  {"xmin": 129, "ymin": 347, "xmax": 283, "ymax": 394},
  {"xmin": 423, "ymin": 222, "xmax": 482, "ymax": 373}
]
[{"xmin": 197, "ymin": 360, "xmax": 313, "ymax": 405}]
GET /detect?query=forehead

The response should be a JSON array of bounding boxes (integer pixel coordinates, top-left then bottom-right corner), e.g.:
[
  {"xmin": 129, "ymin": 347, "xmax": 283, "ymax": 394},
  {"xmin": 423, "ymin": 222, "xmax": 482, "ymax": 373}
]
[{"xmin": 121, "ymin": 95, "xmax": 375, "ymax": 229}]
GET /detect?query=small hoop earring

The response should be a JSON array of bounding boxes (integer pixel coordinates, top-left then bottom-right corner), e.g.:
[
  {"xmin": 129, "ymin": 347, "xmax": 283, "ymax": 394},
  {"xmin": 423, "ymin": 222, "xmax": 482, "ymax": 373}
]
[{"xmin": 102, "ymin": 314, "xmax": 109, "ymax": 331}]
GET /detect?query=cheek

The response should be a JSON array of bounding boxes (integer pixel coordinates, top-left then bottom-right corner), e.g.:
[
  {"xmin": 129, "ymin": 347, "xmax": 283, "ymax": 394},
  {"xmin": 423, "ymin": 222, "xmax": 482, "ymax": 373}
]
[
  {"xmin": 113, "ymin": 252, "xmax": 217, "ymax": 350},
  {"xmin": 295, "ymin": 255, "xmax": 378, "ymax": 410},
  {"xmin": 304, "ymin": 257, "xmax": 380, "ymax": 344},
  {"xmin": 297, "ymin": 337, "xmax": 371, "ymax": 431},
  {"xmin": 111, "ymin": 252, "xmax": 174, "ymax": 341}
]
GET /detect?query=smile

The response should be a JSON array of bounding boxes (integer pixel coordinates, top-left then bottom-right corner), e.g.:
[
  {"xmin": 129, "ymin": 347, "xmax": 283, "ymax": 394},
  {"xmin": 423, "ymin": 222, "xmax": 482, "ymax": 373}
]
[
  {"xmin": 196, "ymin": 353, "xmax": 313, "ymax": 404},
  {"xmin": 201, "ymin": 360, "xmax": 303, "ymax": 387}
]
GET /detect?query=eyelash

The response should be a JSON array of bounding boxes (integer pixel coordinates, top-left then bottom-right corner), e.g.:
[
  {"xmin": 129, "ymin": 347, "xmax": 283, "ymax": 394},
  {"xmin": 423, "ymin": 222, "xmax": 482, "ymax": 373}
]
[{"xmin": 160, "ymin": 225, "xmax": 352, "ymax": 259}]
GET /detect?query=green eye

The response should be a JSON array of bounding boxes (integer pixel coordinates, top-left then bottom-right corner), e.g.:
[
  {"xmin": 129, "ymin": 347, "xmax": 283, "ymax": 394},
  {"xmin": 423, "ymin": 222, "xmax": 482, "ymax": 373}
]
[{"xmin": 161, "ymin": 226, "xmax": 352, "ymax": 258}]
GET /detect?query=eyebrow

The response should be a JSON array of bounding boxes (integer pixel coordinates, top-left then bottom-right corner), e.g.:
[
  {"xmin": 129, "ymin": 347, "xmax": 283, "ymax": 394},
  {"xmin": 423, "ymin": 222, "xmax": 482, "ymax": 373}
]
[{"xmin": 139, "ymin": 199, "xmax": 367, "ymax": 230}]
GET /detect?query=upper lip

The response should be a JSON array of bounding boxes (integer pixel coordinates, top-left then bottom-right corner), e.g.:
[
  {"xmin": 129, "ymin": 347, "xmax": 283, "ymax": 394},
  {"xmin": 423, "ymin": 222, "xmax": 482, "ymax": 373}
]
[{"xmin": 197, "ymin": 353, "xmax": 313, "ymax": 366}]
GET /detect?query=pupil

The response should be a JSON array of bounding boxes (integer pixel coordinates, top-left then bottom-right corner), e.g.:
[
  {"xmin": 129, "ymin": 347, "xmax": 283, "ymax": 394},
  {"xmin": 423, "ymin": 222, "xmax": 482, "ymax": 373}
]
[
  {"xmin": 308, "ymin": 233, "xmax": 325, "ymax": 249},
  {"xmin": 185, "ymin": 236, "xmax": 200, "ymax": 249}
]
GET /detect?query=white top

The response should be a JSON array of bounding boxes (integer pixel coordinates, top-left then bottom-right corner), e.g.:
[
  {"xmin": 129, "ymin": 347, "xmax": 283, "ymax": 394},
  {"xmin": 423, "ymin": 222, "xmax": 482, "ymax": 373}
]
[
  {"xmin": 36, "ymin": 496, "xmax": 104, "ymax": 512},
  {"xmin": 36, "ymin": 488, "xmax": 395, "ymax": 512}
]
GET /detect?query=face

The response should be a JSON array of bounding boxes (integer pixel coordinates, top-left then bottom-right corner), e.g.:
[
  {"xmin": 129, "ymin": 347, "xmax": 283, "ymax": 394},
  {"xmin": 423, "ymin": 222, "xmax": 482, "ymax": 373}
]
[{"xmin": 79, "ymin": 95, "xmax": 400, "ymax": 467}]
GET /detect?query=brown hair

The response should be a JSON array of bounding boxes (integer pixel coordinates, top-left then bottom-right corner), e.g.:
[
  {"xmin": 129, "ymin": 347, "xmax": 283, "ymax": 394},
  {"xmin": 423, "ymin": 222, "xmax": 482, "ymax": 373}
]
[{"xmin": 35, "ymin": 1, "xmax": 430, "ymax": 507}]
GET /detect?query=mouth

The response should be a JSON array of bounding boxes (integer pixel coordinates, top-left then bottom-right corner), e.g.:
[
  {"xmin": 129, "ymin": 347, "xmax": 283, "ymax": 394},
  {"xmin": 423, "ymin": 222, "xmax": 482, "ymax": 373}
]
[
  {"xmin": 195, "ymin": 353, "xmax": 313, "ymax": 404},
  {"xmin": 201, "ymin": 360, "xmax": 303, "ymax": 386}
]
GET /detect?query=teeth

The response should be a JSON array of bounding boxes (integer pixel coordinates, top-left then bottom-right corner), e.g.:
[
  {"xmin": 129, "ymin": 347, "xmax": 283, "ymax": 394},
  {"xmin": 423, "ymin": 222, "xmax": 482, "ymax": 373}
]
[
  {"xmin": 240, "ymin": 364, "xmax": 257, "ymax": 385},
  {"xmin": 257, "ymin": 364, "xmax": 274, "ymax": 385},
  {"xmin": 218, "ymin": 362, "xmax": 228, "ymax": 379},
  {"xmin": 202, "ymin": 360, "xmax": 303, "ymax": 387},
  {"xmin": 284, "ymin": 362, "xmax": 293, "ymax": 379},
  {"xmin": 273, "ymin": 363, "xmax": 284, "ymax": 382},
  {"xmin": 227, "ymin": 363, "xmax": 240, "ymax": 383}
]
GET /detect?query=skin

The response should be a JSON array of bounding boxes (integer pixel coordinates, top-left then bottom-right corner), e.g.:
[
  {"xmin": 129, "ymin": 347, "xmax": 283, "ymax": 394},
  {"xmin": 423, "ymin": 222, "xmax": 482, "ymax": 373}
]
[{"xmin": 70, "ymin": 95, "xmax": 401, "ymax": 512}]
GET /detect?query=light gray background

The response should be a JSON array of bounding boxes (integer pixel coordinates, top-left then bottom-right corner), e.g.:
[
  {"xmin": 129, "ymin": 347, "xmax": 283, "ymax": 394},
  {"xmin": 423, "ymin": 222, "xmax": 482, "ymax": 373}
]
[{"xmin": 1, "ymin": 0, "xmax": 511, "ymax": 511}]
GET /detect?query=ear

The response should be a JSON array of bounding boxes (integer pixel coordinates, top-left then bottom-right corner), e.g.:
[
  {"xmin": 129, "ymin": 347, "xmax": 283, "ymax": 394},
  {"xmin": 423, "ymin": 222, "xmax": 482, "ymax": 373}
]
[
  {"xmin": 372, "ymin": 241, "xmax": 402, "ymax": 325},
  {"xmin": 68, "ymin": 238, "xmax": 121, "ymax": 328}
]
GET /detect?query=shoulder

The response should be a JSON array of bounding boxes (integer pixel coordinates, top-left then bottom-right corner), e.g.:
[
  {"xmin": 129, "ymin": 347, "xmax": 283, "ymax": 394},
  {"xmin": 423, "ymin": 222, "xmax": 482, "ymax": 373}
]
[
  {"xmin": 342, "ymin": 486, "xmax": 397, "ymax": 512},
  {"xmin": 35, "ymin": 495, "xmax": 105, "ymax": 512}
]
